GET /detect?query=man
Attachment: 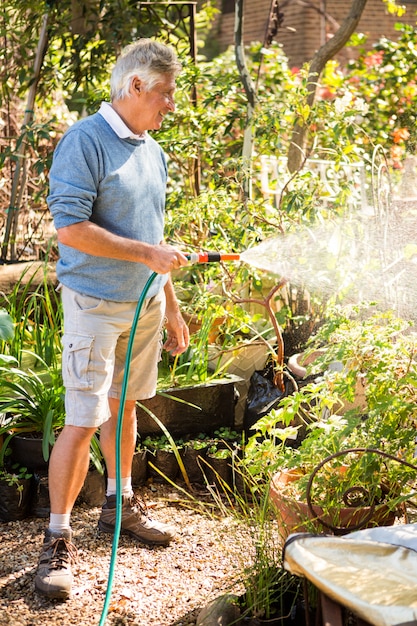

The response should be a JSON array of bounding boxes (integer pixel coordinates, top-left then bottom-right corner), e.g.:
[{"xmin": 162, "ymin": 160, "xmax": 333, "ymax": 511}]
[{"xmin": 35, "ymin": 39, "xmax": 190, "ymax": 600}]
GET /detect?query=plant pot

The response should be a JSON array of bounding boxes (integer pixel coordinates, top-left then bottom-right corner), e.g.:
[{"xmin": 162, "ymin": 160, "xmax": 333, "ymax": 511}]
[
  {"xmin": 147, "ymin": 449, "xmax": 179, "ymax": 483},
  {"xmin": 180, "ymin": 446, "xmax": 207, "ymax": 484},
  {"xmin": 136, "ymin": 376, "xmax": 241, "ymax": 437},
  {"xmin": 9, "ymin": 432, "xmax": 50, "ymax": 471},
  {"xmin": 269, "ymin": 471, "xmax": 397, "ymax": 541},
  {"xmin": 76, "ymin": 467, "xmax": 106, "ymax": 507},
  {"xmin": 31, "ymin": 473, "xmax": 50, "ymax": 518},
  {"xmin": 204, "ymin": 454, "xmax": 232, "ymax": 489},
  {"xmin": 132, "ymin": 449, "xmax": 148, "ymax": 486},
  {"xmin": 0, "ymin": 474, "xmax": 33, "ymax": 522}
]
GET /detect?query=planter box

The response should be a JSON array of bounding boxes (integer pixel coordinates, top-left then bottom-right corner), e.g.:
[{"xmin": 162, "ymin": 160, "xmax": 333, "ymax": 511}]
[{"xmin": 136, "ymin": 376, "xmax": 242, "ymax": 437}]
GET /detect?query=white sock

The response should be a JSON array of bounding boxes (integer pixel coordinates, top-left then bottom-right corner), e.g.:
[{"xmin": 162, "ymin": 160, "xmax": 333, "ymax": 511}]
[
  {"xmin": 49, "ymin": 513, "xmax": 71, "ymax": 532},
  {"xmin": 106, "ymin": 477, "xmax": 133, "ymax": 497}
]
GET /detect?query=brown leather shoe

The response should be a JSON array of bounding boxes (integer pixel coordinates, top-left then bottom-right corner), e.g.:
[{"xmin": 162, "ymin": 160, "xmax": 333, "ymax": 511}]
[
  {"xmin": 98, "ymin": 494, "xmax": 176, "ymax": 546},
  {"xmin": 34, "ymin": 529, "xmax": 78, "ymax": 600}
]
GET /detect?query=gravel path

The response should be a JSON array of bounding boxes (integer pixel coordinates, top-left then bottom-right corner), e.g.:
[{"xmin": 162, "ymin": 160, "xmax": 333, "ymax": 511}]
[{"xmin": 0, "ymin": 484, "xmax": 250, "ymax": 626}]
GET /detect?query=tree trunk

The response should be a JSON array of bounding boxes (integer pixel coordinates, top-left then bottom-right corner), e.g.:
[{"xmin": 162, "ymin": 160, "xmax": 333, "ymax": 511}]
[
  {"xmin": 287, "ymin": 0, "xmax": 368, "ymax": 173},
  {"xmin": 1, "ymin": 13, "xmax": 49, "ymax": 262},
  {"xmin": 234, "ymin": 0, "xmax": 257, "ymax": 201}
]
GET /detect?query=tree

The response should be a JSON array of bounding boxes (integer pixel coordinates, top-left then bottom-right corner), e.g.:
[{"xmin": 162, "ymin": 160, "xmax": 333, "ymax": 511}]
[
  {"xmin": 286, "ymin": 0, "xmax": 368, "ymax": 172},
  {"xmin": 233, "ymin": 0, "xmax": 408, "ymax": 178}
]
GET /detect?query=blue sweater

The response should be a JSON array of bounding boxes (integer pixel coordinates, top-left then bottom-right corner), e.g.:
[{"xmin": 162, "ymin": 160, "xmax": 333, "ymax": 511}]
[{"xmin": 48, "ymin": 113, "xmax": 168, "ymax": 301}]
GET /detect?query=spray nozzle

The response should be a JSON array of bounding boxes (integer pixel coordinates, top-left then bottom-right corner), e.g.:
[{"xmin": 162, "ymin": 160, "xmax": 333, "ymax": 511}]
[{"xmin": 187, "ymin": 252, "xmax": 241, "ymax": 264}]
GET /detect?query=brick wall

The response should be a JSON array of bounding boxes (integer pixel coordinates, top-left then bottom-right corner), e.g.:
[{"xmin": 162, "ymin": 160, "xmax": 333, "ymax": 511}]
[{"xmin": 214, "ymin": 0, "xmax": 417, "ymax": 68}]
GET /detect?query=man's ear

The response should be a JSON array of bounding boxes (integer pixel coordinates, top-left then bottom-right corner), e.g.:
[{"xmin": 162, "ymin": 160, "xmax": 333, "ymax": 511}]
[{"xmin": 131, "ymin": 77, "xmax": 142, "ymax": 96}]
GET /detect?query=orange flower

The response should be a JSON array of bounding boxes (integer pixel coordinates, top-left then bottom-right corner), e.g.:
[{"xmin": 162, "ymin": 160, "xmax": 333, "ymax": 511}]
[{"xmin": 392, "ymin": 127, "xmax": 410, "ymax": 143}]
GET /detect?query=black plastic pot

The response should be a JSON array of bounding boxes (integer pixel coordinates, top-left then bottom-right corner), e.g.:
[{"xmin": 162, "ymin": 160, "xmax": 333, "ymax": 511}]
[
  {"xmin": 148, "ymin": 449, "xmax": 179, "ymax": 483},
  {"xmin": 0, "ymin": 475, "xmax": 33, "ymax": 522},
  {"xmin": 204, "ymin": 454, "xmax": 232, "ymax": 489},
  {"xmin": 132, "ymin": 449, "xmax": 148, "ymax": 486},
  {"xmin": 31, "ymin": 473, "xmax": 50, "ymax": 518},
  {"xmin": 9, "ymin": 433, "xmax": 50, "ymax": 472},
  {"xmin": 180, "ymin": 446, "xmax": 207, "ymax": 484},
  {"xmin": 77, "ymin": 467, "xmax": 106, "ymax": 507}
]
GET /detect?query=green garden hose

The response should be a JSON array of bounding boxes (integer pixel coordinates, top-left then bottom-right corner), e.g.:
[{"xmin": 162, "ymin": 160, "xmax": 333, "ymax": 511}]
[{"xmin": 98, "ymin": 270, "xmax": 158, "ymax": 626}]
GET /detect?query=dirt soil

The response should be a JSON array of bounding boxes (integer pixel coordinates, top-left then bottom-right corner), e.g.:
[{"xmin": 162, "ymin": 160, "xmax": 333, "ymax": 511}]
[{"xmin": 0, "ymin": 483, "xmax": 250, "ymax": 626}]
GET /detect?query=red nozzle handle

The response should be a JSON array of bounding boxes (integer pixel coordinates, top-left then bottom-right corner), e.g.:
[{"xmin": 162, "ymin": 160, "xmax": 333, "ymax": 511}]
[{"xmin": 188, "ymin": 252, "xmax": 240, "ymax": 263}]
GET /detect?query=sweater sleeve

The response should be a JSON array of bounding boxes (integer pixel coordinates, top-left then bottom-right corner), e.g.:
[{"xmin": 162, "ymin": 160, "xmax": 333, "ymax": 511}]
[{"xmin": 47, "ymin": 126, "xmax": 102, "ymax": 229}]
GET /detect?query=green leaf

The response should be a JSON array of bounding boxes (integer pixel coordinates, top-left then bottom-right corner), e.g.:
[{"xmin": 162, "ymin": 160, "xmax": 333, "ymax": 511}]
[{"xmin": 0, "ymin": 310, "xmax": 14, "ymax": 341}]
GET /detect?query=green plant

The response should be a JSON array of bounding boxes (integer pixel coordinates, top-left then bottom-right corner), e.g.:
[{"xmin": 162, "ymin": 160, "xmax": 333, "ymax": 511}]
[
  {"xmin": 143, "ymin": 434, "xmax": 174, "ymax": 452},
  {"xmin": 0, "ymin": 355, "xmax": 65, "ymax": 464},
  {"xmin": 200, "ymin": 445, "xmax": 310, "ymax": 622},
  {"xmin": 183, "ymin": 433, "xmax": 211, "ymax": 450},
  {"xmin": 244, "ymin": 305, "xmax": 417, "ymax": 528},
  {"xmin": 0, "ymin": 310, "xmax": 14, "ymax": 342},
  {"xmin": 0, "ymin": 263, "xmax": 62, "ymax": 367},
  {"xmin": 207, "ymin": 446, "xmax": 231, "ymax": 460},
  {"xmin": 158, "ymin": 308, "xmax": 235, "ymax": 389},
  {"xmin": 213, "ymin": 426, "xmax": 240, "ymax": 442},
  {"xmin": 0, "ymin": 463, "xmax": 32, "ymax": 489}
]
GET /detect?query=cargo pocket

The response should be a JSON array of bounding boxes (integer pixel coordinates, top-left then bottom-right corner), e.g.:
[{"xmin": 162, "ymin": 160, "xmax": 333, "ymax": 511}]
[{"xmin": 62, "ymin": 333, "xmax": 94, "ymax": 390}]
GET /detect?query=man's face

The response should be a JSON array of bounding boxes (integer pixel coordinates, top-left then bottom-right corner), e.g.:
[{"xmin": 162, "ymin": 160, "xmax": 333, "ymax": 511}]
[{"xmin": 133, "ymin": 74, "xmax": 176, "ymax": 132}]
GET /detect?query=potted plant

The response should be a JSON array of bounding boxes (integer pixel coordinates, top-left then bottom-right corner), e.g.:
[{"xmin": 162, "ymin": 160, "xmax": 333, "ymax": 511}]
[
  {"xmin": 180, "ymin": 433, "xmax": 211, "ymax": 485},
  {"xmin": 143, "ymin": 434, "xmax": 181, "ymax": 483},
  {"xmin": 196, "ymin": 453, "xmax": 314, "ymax": 625},
  {"xmin": 0, "ymin": 463, "xmax": 33, "ymax": 522},
  {"xmin": 0, "ymin": 355, "xmax": 66, "ymax": 470},
  {"xmin": 243, "ymin": 306, "xmax": 417, "ymax": 538},
  {"xmin": 132, "ymin": 437, "xmax": 149, "ymax": 487}
]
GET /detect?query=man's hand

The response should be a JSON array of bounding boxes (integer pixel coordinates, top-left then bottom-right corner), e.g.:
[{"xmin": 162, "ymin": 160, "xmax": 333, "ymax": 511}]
[
  {"xmin": 163, "ymin": 309, "xmax": 189, "ymax": 355},
  {"xmin": 146, "ymin": 244, "xmax": 189, "ymax": 274}
]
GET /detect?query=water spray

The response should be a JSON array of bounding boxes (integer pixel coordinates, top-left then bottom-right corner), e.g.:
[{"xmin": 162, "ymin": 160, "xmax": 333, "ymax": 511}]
[{"xmin": 98, "ymin": 251, "xmax": 240, "ymax": 626}]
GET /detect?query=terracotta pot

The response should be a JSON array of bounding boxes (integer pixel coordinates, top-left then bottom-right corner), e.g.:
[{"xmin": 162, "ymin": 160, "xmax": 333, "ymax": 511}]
[{"xmin": 270, "ymin": 471, "xmax": 397, "ymax": 540}]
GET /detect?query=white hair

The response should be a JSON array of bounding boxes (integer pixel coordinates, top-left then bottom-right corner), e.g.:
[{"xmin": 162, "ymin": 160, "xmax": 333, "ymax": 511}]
[{"xmin": 110, "ymin": 38, "xmax": 182, "ymax": 101}]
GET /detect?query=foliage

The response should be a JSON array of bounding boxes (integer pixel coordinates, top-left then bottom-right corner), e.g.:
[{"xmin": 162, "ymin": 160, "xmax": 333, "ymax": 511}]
[
  {"xmin": 343, "ymin": 23, "xmax": 417, "ymax": 163},
  {"xmin": 158, "ymin": 306, "xmax": 236, "ymax": 388},
  {"xmin": 0, "ymin": 463, "xmax": 32, "ymax": 506},
  {"xmin": 0, "ymin": 310, "xmax": 14, "ymax": 342},
  {"xmin": 0, "ymin": 355, "xmax": 66, "ymax": 464},
  {"xmin": 142, "ymin": 434, "xmax": 177, "ymax": 452},
  {"xmin": 0, "ymin": 263, "xmax": 62, "ymax": 367},
  {"xmin": 243, "ymin": 305, "xmax": 417, "ymax": 519}
]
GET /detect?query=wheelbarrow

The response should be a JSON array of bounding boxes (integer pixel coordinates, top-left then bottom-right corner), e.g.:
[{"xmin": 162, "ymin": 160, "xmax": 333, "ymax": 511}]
[{"xmin": 283, "ymin": 524, "xmax": 417, "ymax": 626}]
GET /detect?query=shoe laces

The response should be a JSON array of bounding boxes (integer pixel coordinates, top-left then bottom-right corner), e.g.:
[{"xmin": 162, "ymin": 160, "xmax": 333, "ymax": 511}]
[
  {"xmin": 46, "ymin": 537, "xmax": 78, "ymax": 570},
  {"xmin": 129, "ymin": 493, "xmax": 150, "ymax": 517}
]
